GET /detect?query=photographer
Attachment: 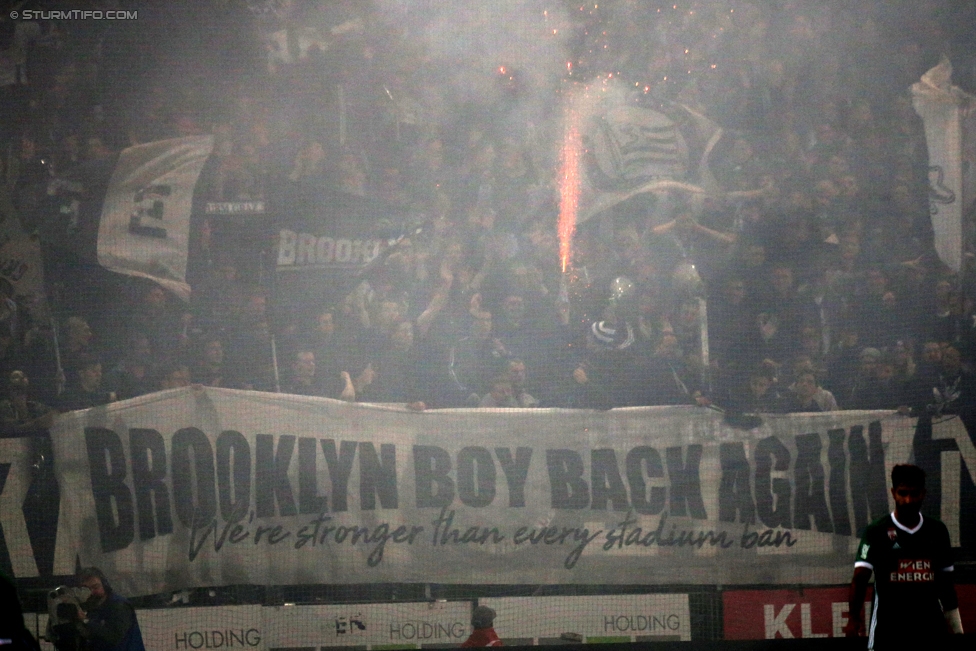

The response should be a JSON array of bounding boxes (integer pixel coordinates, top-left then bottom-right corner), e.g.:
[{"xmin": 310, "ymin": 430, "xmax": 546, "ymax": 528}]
[{"xmin": 59, "ymin": 568, "xmax": 145, "ymax": 651}]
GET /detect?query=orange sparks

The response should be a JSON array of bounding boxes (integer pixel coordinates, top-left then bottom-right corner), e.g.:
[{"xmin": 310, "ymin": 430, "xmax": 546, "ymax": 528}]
[{"xmin": 558, "ymin": 104, "xmax": 582, "ymax": 273}]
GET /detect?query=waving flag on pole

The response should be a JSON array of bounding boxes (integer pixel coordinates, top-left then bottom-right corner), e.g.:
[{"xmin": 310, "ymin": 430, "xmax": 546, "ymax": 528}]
[
  {"xmin": 42, "ymin": 136, "xmax": 214, "ymax": 301},
  {"xmin": 574, "ymin": 80, "xmax": 724, "ymax": 224},
  {"xmin": 911, "ymin": 57, "xmax": 976, "ymax": 273},
  {"xmin": 96, "ymin": 136, "xmax": 214, "ymax": 300}
]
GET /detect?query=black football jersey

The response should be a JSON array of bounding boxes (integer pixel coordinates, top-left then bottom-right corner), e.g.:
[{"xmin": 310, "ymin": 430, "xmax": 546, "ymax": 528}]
[{"xmin": 854, "ymin": 513, "xmax": 953, "ymax": 647}]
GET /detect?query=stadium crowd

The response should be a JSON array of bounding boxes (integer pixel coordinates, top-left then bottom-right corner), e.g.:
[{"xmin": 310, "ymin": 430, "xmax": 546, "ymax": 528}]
[{"xmin": 1, "ymin": 0, "xmax": 976, "ymax": 426}]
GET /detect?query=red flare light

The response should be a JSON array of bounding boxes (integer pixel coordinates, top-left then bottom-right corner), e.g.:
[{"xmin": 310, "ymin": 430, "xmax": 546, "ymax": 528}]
[{"xmin": 558, "ymin": 104, "xmax": 582, "ymax": 273}]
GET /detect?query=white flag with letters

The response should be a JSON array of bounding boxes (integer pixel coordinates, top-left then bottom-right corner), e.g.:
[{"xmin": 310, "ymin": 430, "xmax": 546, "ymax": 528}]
[
  {"xmin": 96, "ymin": 136, "xmax": 214, "ymax": 300},
  {"xmin": 911, "ymin": 57, "xmax": 976, "ymax": 273}
]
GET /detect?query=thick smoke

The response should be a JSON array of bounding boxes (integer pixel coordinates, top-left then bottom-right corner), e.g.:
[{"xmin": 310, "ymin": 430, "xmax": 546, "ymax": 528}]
[{"xmin": 372, "ymin": 1, "xmax": 574, "ymax": 139}]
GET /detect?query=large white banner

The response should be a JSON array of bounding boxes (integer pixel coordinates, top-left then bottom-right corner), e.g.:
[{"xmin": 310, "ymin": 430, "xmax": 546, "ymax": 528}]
[
  {"xmin": 911, "ymin": 57, "xmax": 976, "ymax": 273},
  {"xmin": 96, "ymin": 136, "xmax": 214, "ymax": 300},
  {"xmin": 41, "ymin": 387, "xmax": 945, "ymax": 596},
  {"xmin": 0, "ymin": 438, "xmax": 40, "ymax": 577}
]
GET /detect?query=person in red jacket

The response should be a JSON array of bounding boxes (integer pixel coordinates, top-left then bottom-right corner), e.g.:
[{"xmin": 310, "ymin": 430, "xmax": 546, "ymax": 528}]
[{"xmin": 461, "ymin": 606, "xmax": 502, "ymax": 647}]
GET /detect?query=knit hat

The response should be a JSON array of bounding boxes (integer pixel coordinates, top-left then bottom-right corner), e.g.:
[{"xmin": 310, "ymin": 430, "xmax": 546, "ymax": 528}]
[
  {"xmin": 590, "ymin": 321, "xmax": 635, "ymax": 350},
  {"xmin": 472, "ymin": 606, "xmax": 496, "ymax": 628},
  {"xmin": 860, "ymin": 347, "xmax": 882, "ymax": 361}
]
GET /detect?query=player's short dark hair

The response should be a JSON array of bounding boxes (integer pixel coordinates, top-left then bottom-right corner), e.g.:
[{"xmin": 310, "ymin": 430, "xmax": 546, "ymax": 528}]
[{"xmin": 891, "ymin": 464, "xmax": 925, "ymax": 490}]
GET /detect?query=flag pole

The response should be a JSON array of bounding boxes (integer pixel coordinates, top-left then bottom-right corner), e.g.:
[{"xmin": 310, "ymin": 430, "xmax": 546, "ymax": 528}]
[
  {"xmin": 271, "ymin": 334, "xmax": 281, "ymax": 393},
  {"xmin": 338, "ymin": 84, "xmax": 347, "ymax": 147},
  {"xmin": 51, "ymin": 319, "xmax": 64, "ymax": 396},
  {"xmin": 49, "ymin": 281, "xmax": 66, "ymax": 396}
]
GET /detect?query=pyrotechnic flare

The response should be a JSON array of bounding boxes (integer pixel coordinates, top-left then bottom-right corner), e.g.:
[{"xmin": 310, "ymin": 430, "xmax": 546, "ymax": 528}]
[{"xmin": 558, "ymin": 96, "xmax": 582, "ymax": 273}]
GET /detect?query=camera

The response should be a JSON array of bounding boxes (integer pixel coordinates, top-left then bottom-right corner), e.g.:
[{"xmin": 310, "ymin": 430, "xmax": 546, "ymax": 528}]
[
  {"xmin": 48, "ymin": 585, "xmax": 90, "ymax": 621},
  {"xmin": 49, "ymin": 585, "xmax": 89, "ymax": 607},
  {"xmin": 46, "ymin": 585, "xmax": 91, "ymax": 646}
]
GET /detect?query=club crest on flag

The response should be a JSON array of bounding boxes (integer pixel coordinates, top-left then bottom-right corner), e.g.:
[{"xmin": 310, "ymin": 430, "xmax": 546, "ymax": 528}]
[
  {"xmin": 571, "ymin": 80, "xmax": 725, "ymax": 225},
  {"xmin": 583, "ymin": 105, "xmax": 688, "ymax": 194}
]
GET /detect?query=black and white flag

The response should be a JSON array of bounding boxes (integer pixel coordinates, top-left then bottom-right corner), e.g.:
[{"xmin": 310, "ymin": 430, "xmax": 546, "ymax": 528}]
[
  {"xmin": 41, "ymin": 136, "xmax": 213, "ymax": 300},
  {"xmin": 95, "ymin": 136, "xmax": 214, "ymax": 300},
  {"xmin": 573, "ymin": 81, "xmax": 724, "ymax": 224},
  {"xmin": 912, "ymin": 57, "xmax": 976, "ymax": 273}
]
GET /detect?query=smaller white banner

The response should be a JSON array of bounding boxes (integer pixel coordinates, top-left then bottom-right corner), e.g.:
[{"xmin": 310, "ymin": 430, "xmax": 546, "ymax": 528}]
[
  {"xmin": 137, "ymin": 605, "xmax": 263, "ymax": 651},
  {"xmin": 481, "ymin": 594, "xmax": 691, "ymax": 644},
  {"xmin": 264, "ymin": 601, "xmax": 472, "ymax": 649}
]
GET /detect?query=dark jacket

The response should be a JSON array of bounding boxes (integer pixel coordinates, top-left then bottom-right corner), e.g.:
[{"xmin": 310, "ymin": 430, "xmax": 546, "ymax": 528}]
[{"xmin": 84, "ymin": 593, "xmax": 146, "ymax": 651}]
